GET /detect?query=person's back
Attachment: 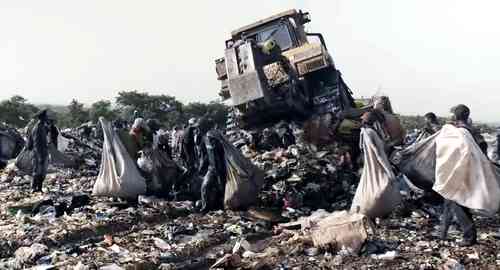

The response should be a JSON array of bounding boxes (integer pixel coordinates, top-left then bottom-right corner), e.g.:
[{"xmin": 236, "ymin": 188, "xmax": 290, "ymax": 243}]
[
  {"xmin": 31, "ymin": 120, "xmax": 48, "ymax": 158},
  {"xmin": 181, "ymin": 125, "xmax": 198, "ymax": 170},
  {"xmin": 199, "ymin": 129, "xmax": 226, "ymax": 212},
  {"xmin": 379, "ymin": 111, "xmax": 405, "ymax": 146},
  {"xmin": 372, "ymin": 97, "xmax": 405, "ymax": 148},
  {"xmin": 27, "ymin": 110, "xmax": 50, "ymax": 192},
  {"xmin": 452, "ymin": 119, "xmax": 487, "ymax": 156}
]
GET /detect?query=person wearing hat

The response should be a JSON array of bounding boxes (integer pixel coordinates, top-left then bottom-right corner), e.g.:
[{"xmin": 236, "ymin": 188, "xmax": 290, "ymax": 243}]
[
  {"xmin": 439, "ymin": 104, "xmax": 480, "ymax": 246},
  {"xmin": 26, "ymin": 110, "xmax": 50, "ymax": 192}
]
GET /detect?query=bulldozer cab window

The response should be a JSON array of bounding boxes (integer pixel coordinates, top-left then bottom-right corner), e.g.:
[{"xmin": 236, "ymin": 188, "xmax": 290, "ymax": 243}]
[
  {"xmin": 256, "ymin": 24, "xmax": 293, "ymax": 51},
  {"xmin": 307, "ymin": 35, "xmax": 321, "ymax": 45}
]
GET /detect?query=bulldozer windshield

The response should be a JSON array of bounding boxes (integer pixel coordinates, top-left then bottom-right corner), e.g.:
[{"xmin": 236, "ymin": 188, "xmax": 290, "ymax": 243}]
[{"xmin": 255, "ymin": 24, "xmax": 294, "ymax": 51}]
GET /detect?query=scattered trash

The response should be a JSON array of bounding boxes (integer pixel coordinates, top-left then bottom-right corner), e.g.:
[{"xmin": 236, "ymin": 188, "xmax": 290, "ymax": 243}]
[
  {"xmin": 310, "ymin": 211, "xmax": 371, "ymax": 253},
  {"xmin": 154, "ymin": 238, "xmax": 171, "ymax": 250},
  {"xmin": 440, "ymin": 259, "xmax": 465, "ymax": 270},
  {"xmin": 14, "ymin": 243, "xmax": 48, "ymax": 265},
  {"xmin": 100, "ymin": 264, "xmax": 125, "ymax": 270},
  {"xmin": 0, "ymin": 80, "xmax": 498, "ymax": 270},
  {"xmin": 371, "ymin": 250, "xmax": 399, "ymax": 260}
]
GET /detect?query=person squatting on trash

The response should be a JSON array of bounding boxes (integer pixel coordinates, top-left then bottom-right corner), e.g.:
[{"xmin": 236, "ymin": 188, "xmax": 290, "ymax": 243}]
[
  {"xmin": 439, "ymin": 104, "xmax": 481, "ymax": 247},
  {"xmin": 26, "ymin": 110, "xmax": 50, "ymax": 193},
  {"xmin": 196, "ymin": 118, "xmax": 226, "ymax": 213}
]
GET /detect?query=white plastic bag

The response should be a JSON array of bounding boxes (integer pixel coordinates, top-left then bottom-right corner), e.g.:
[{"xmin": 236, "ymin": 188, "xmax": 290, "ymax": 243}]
[
  {"xmin": 392, "ymin": 132, "xmax": 439, "ymax": 191},
  {"xmin": 92, "ymin": 118, "xmax": 146, "ymax": 199},
  {"xmin": 351, "ymin": 128, "xmax": 401, "ymax": 218},
  {"xmin": 57, "ymin": 129, "xmax": 71, "ymax": 152},
  {"xmin": 434, "ymin": 125, "xmax": 500, "ymax": 214}
]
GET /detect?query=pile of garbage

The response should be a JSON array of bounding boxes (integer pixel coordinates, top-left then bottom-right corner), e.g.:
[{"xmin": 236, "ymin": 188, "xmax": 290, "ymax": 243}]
[
  {"xmin": 0, "ymin": 121, "xmax": 500, "ymax": 269},
  {"xmin": 237, "ymin": 130, "xmax": 359, "ymax": 216},
  {"xmin": 1, "ymin": 167, "xmax": 499, "ymax": 269}
]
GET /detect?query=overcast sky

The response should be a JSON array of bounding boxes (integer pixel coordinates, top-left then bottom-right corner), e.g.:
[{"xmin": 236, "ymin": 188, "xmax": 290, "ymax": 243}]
[{"xmin": 1, "ymin": 1, "xmax": 499, "ymax": 122}]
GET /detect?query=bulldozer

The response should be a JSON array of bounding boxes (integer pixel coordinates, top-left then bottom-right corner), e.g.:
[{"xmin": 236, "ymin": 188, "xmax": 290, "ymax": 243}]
[{"xmin": 215, "ymin": 9, "xmax": 357, "ymax": 129}]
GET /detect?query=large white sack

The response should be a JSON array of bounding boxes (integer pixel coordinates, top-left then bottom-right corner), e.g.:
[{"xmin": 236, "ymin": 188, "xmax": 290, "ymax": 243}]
[
  {"xmin": 434, "ymin": 124, "xmax": 500, "ymax": 214},
  {"xmin": 92, "ymin": 118, "xmax": 146, "ymax": 199},
  {"xmin": 57, "ymin": 128, "xmax": 71, "ymax": 153},
  {"xmin": 392, "ymin": 132, "xmax": 440, "ymax": 191},
  {"xmin": 351, "ymin": 128, "xmax": 401, "ymax": 218}
]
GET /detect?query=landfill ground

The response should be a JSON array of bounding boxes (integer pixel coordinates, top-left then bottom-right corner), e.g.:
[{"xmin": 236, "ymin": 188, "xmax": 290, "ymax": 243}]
[{"xmin": 1, "ymin": 165, "xmax": 500, "ymax": 270}]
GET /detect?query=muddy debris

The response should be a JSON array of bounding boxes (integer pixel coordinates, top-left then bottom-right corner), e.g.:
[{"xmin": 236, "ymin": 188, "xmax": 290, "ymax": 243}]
[{"xmin": 0, "ymin": 123, "xmax": 499, "ymax": 270}]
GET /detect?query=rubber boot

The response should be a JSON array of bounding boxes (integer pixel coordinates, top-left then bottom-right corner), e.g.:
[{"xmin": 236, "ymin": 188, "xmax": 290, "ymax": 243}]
[
  {"xmin": 439, "ymin": 200, "xmax": 453, "ymax": 240},
  {"xmin": 32, "ymin": 175, "xmax": 43, "ymax": 193},
  {"xmin": 457, "ymin": 209, "xmax": 477, "ymax": 247}
]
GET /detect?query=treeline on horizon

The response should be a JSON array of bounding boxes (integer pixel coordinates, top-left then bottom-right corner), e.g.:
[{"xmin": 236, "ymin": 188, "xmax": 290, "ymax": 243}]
[
  {"xmin": 0, "ymin": 91, "xmax": 228, "ymax": 130},
  {"xmin": 0, "ymin": 92, "xmax": 494, "ymax": 134}
]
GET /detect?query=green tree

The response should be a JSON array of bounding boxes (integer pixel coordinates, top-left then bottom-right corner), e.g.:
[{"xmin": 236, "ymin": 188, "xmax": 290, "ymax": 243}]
[
  {"xmin": 89, "ymin": 100, "xmax": 118, "ymax": 122},
  {"xmin": 67, "ymin": 99, "xmax": 89, "ymax": 127},
  {"xmin": 183, "ymin": 101, "xmax": 228, "ymax": 128},
  {"xmin": 0, "ymin": 95, "xmax": 39, "ymax": 127},
  {"xmin": 116, "ymin": 91, "xmax": 183, "ymax": 127}
]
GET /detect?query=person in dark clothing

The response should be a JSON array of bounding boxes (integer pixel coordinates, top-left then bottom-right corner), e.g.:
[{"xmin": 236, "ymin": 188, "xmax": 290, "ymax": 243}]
[
  {"xmin": 180, "ymin": 118, "xmax": 199, "ymax": 172},
  {"xmin": 145, "ymin": 119, "xmax": 160, "ymax": 146},
  {"xmin": 258, "ymin": 128, "xmax": 282, "ymax": 151},
  {"xmin": 423, "ymin": 112, "xmax": 442, "ymax": 135},
  {"xmin": 278, "ymin": 122, "xmax": 296, "ymax": 149},
  {"xmin": 78, "ymin": 122, "xmax": 93, "ymax": 139},
  {"xmin": 449, "ymin": 105, "xmax": 488, "ymax": 155},
  {"xmin": 48, "ymin": 119, "xmax": 59, "ymax": 146},
  {"xmin": 146, "ymin": 118, "xmax": 172, "ymax": 159},
  {"xmin": 197, "ymin": 118, "xmax": 226, "ymax": 212},
  {"xmin": 440, "ymin": 104, "xmax": 478, "ymax": 246},
  {"xmin": 26, "ymin": 110, "xmax": 50, "ymax": 192},
  {"xmin": 113, "ymin": 118, "xmax": 126, "ymax": 130}
]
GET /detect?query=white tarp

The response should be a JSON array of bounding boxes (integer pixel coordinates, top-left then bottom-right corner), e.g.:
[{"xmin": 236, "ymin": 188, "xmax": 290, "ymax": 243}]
[
  {"xmin": 434, "ymin": 124, "xmax": 500, "ymax": 214},
  {"xmin": 351, "ymin": 128, "xmax": 401, "ymax": 218},
  {"xmin": 92, "ymin": 118, "xmax": 146, "ymax": 199}
]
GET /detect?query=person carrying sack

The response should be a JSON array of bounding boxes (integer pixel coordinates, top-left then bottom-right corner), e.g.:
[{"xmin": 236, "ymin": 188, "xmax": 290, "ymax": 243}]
[
  {"xmin": 439, "ymin": 104, "xmax": 479, "ymax": 246},
  {"xmin": 350, "ymin": 111, "xmax": 401, "ymax": 218}
]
